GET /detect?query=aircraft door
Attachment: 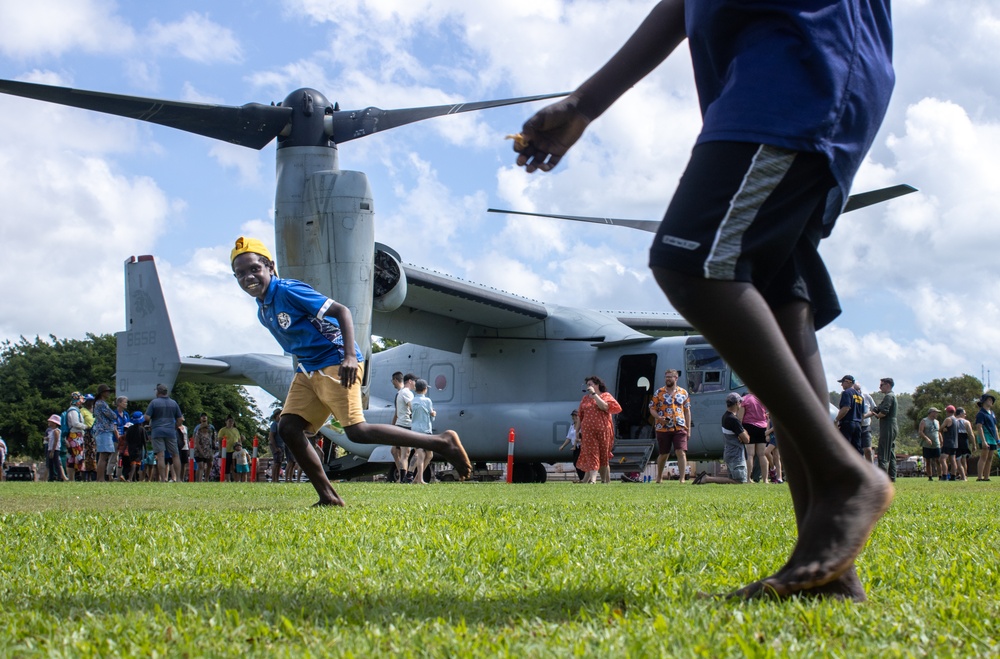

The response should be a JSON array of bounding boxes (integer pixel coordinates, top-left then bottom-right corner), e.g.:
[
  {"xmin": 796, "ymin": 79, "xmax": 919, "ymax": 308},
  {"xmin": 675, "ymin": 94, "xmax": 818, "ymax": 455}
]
[{"xmin": 614, "ymin": 353, "xmax": 656, "ymax": 439}]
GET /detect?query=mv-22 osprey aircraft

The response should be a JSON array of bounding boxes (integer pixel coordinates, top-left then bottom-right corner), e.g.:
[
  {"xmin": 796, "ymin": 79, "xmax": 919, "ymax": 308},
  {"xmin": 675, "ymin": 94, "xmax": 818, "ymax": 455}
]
[{"xmin": 0, "ymin": 77, "xmax": 915, "ymax": 481}]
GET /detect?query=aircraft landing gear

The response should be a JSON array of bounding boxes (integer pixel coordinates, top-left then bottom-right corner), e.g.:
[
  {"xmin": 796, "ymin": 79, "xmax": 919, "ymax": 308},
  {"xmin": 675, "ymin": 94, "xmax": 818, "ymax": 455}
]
[{"xmin": 511, "ymin": 462, "xmax": 548, "ymax": 483}]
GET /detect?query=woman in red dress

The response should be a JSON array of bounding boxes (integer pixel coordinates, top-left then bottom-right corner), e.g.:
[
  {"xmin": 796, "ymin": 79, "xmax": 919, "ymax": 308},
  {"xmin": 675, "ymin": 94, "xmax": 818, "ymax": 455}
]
[{"xmin": 577, "ymin": 375, "xmax": 622, "ymax": 483}]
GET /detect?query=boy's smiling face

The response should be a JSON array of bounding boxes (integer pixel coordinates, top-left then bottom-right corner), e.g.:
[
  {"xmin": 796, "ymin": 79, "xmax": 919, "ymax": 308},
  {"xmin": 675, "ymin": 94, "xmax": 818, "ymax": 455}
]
[{"xmin": 232, "ymin": 252, "xmax": 273, "ymax": 300}]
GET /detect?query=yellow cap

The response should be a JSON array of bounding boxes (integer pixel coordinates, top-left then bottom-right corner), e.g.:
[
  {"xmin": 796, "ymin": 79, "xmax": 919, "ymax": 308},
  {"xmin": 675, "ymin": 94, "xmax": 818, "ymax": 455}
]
[{"xmin": 231, "ymin": 236, "xmax": 273, "ymax": 264}]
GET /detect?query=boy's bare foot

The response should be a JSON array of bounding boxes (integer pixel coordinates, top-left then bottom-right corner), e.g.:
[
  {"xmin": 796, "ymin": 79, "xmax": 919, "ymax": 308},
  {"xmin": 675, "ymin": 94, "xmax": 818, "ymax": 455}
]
[
  {"xmin": 724, "ymin": 467, "xmax": 892, "ymax": 599},
  {"xmin": 440, "ymin": 430, "xmax": 472, "ymax": 480},
  {"xmin": 313, "ymin": 486, "xmax": 346, "ymax": 507},
  {"xmin": 718, "ymin": 565, "xmax": 868, "ymax": 602}
]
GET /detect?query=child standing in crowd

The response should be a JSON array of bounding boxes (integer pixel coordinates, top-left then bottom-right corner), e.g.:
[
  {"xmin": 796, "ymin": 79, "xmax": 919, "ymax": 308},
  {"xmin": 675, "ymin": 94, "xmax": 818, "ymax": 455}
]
[
  {"xmin": 125, "ymin": 411, "xmax": 148, "ymax": 482},
  {"xmin": 233, "ymin": 442, "xmax": 251, "ymax": 483},
  {"xmin": 142, "ymin": 442, "xmax": 157, "ymax": 482},
  {"xmin": 46, "ymin": 414, "xmax": 68, "ymax": 481},
  {"xmin": 409, "ymin": 379, "xmax": 437, "ymax": 485}
]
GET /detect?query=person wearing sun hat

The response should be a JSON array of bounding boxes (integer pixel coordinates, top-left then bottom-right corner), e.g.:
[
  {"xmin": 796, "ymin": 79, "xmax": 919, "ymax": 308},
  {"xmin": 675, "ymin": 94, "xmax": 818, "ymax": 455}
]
[
  {"xmin": 46, "ymin": 413, "xmax": 69, "ymax": 481},
  {"xmin": 230, "ymin": 236, "xmax": 472, "ymax": 507},
  {"xmin": 975, "ymin": 393, "xmax": 998, "ymax": 481}
]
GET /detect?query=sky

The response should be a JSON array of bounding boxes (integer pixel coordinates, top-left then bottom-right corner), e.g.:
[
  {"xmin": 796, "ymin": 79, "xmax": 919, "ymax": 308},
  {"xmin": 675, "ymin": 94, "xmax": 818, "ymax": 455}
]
[{"xmin": 0, "ymin": 0, "xmax": 998, "ymax": 401}]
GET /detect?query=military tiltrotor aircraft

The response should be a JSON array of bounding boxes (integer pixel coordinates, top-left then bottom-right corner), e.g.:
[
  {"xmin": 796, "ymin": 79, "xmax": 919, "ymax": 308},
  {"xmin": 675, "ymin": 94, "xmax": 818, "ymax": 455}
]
[
  {"xmin": 117, "ymin": 174, "xmax": 915, "ymax": 483},
  {"xmin": 0, "ymin": 76, "xmax": 916, "ymax": 482}
]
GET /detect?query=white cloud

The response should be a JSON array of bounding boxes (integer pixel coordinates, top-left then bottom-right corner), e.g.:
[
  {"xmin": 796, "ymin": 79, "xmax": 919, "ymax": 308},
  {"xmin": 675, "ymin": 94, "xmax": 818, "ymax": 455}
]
[
  {"xmin": 818, "ymin": 325, "xmax": 967, "ymax": 394},
  {"xmin": 146, "ymin": 12, "xmax": 243, "ymax": 64},
  {"xmin": 0, "ymin": 0, "xmax": 135, "ymax": 58}
]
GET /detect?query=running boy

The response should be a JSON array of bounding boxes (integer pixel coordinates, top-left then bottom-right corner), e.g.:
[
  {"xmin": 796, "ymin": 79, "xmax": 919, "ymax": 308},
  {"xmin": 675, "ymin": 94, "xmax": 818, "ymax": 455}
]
[
  {"xmin": 230, "ymin": 237, "xmax": 471, "ymax": 506},
  {"xmin": 512, "ymin": 0, "xmax": 894, "ymax": 600}
]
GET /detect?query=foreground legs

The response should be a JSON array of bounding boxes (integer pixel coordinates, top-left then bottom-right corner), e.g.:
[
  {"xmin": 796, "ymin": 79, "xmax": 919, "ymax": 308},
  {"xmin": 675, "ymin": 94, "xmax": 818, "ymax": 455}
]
[{"xmin": 655, "ymin": 270, "xmax": 892, "ymax": 599}]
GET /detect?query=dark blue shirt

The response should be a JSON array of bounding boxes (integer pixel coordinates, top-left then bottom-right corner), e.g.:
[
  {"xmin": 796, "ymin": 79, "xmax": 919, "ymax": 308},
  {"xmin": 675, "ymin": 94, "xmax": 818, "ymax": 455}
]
[
  {"xmin": 838, "ymin": 389, "xmax": 864, "ymax": 424},
  {"xmin": 256, "ymin": 277, "xmax": 365, "ymax": 373},
  {"xmin": 976, "ymin": 408, "xmax": 997, "ymax": 441},
  {"xmin": 687, "ymin": 0, "xmax": 894, "ymax": 229}
]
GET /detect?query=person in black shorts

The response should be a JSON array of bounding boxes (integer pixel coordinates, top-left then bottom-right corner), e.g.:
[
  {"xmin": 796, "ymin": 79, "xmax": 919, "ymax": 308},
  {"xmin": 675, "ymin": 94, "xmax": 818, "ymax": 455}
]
[{"xmin": 512, "ymin": 0, "xmax": 895, "ymax": 600}]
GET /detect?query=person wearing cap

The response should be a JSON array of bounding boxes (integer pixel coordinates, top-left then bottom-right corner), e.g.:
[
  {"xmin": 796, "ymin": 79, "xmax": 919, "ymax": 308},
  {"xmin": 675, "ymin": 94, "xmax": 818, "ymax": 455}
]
[
  {"xmin": 939, "ymin": 406, "xmax": 960, "ymax": 481},
  {"xmin": 974, "ymin": 393, "xmax": 997, "ymax": 481},
  {"xmin": 92, "ymin": 384, "xmax": 117, "ymax": 482},
  {"xmin": 834, "ymin": 376, "xmax": 864, "ymax": 455},
  {"xmin": 64, "ymin": 392, "xmax": 87, "ymax": 481},
  {"xmin": 918, "ymin": 407, "xmax": 943, "ymax": 481},
  {"xmin": 144, "ymin": 383, "xmax": 185, "ymax": 483},
  {"xmin": 872, "ymin": 378, "xmax": 898, "ymax": 481},
  {"xmin": 230, "ymin": 236, "xmax": 471, "ymax": 506},
  {"xmin": 124, "ymin": 410, "xmax": 148, "ymax": 482},
  {"xmin": 693, "ymin": 392, "xmax": 748, "ymax": 485},
  {"xmin": 46, "ymin": 413, "xmax": 69, "ymax": 482}
]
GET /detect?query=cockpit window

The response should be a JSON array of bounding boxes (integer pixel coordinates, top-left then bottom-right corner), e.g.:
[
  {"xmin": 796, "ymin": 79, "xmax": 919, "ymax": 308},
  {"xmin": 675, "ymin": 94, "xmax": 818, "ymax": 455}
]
[
  {"xmin": 730, "ymin": 370, "xmax": 745, "ymax": 389},
  {"xmin": 685, "ymin": 347, "xmax": 726, "ymax": 393}
]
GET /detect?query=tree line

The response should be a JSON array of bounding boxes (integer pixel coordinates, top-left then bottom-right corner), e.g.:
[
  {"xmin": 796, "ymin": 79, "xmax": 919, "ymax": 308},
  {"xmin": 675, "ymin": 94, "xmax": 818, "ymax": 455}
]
[{"xmin": 0, "ymin": 334, "xmax": 264, "ymax": 458}]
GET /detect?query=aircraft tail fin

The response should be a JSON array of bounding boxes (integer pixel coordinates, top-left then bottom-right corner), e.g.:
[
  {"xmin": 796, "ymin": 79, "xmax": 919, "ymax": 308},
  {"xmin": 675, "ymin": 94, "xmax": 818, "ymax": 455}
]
[{"xmin": 115, "ymin": 255, "xmax": 182, "ymax": 401}]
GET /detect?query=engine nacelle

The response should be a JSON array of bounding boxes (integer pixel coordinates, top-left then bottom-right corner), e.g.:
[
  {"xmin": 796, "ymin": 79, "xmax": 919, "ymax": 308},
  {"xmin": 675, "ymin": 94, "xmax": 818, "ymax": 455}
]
[{"xmin": 373, "ymin": 244, "xmax": 407, "ymax": 312}]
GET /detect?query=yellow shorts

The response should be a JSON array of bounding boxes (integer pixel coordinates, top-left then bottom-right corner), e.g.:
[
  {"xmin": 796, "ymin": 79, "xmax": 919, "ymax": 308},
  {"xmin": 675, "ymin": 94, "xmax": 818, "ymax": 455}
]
[{"xmin": 282, "ymin": 363, "xmax": 366, "ymax": 432}]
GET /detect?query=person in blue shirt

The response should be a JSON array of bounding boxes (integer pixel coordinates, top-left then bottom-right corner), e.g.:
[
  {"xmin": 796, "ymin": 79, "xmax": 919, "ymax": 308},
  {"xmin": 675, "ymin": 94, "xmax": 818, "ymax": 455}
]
[
  {"xmin": 230, "ymin": 237, "xmax": 472, "ymax": 506},
  {"xmin": 511, "ymin": 0, "xmax": 894, "ymax": 600},
  {"xmin": 975, "ymin": 393, "xmax": 997, "ymax": 482},
  {"xmin": 409, "ymin": 379, "xmax": 437, "ymax": 485}
]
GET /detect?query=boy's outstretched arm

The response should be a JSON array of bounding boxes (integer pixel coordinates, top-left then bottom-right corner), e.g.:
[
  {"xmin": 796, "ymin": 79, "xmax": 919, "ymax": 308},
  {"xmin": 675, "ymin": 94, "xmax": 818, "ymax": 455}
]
[{"xmin": 515, "ymin": 0, "xmax": 687, "ymax": 173}]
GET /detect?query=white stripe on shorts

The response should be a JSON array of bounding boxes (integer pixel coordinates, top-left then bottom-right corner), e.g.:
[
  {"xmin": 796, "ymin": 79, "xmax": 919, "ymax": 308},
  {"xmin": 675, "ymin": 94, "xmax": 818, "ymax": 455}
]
[{"xmin": 703, "ymin": 145, "xmax": 796, "ymax": 280}]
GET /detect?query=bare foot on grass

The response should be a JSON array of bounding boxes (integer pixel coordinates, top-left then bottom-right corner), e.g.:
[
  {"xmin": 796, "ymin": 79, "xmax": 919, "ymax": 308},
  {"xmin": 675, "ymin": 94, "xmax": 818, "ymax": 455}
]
[
  {"xmin": 440, "ymin": 430, "xmax": 472, "ymax": 480},
  {"xmin": 721, "ymin": 467, "xmax": 893, "ymax": 600},
  {"xmin": 313, "ymin": 491, "xmax": 346, "ymax": 507},
  {"xmin": 715, "ymin": 565, "xmax": 868, "ymax": 602}
]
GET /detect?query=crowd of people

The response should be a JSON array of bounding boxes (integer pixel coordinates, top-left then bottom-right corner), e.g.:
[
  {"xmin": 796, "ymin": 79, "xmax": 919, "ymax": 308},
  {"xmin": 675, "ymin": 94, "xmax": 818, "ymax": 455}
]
[
  {"xmin": 555, "ymin": 368, "xmax": 998, "ymax": 489},
  {"xmin": 39, "ymin": 383, "xmax": 300, "ymax": 484}
]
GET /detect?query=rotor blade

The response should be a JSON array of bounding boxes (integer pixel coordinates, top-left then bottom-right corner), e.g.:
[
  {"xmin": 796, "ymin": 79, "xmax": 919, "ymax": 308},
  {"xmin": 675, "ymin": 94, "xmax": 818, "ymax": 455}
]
[
  {"xmin": 842, "ymin": 183, "xmax": 918, "ymax": 213},
  {"xmin": 330, "ymin": 92, "xmax": 568, "ymax": 144},
  {"xmin": 0, "ymin": 78, "xmax": 292, "ymax": 150},
  {"xmin": 488, "ymin": 184, "xmax": 919, "ymax": 233},
  {"xmin": 487, "ymin": 208, "xmax": 661, "ymax": 233}
]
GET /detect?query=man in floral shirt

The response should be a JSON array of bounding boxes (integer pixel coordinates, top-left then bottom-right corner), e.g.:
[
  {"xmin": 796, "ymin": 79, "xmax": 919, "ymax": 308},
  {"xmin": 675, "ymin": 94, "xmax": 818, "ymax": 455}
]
[{"xmin": 649, "ymin": 369, "xmax": 692, "ymax": 483}]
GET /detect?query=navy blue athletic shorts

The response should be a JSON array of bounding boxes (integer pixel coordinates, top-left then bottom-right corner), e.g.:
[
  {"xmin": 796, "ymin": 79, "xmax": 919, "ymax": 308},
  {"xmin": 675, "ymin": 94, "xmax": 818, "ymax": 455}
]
[{"xmin": 649, "ymin": 141, "xmax": 841, "ymax": 329}]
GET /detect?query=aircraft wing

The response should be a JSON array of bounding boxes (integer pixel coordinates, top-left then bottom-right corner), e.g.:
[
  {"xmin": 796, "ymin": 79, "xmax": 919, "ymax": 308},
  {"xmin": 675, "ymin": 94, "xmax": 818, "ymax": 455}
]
[
  {"xmin": 372, "ymin": 263, "xmax": 549, "ymax": 352},
  {"xmin": 615, "ymin": 312, "xmax": 694, "ymax": 337}
]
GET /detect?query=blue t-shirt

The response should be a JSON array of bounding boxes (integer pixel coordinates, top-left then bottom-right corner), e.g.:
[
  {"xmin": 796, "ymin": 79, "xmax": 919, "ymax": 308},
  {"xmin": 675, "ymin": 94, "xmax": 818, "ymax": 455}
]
[
  {"xmin": 257, "ymin": 277, "xmax": 365, "ymax": 372},
  {"xmin": 411, "ymin": 394, "xmax": 434, "ymax": 434},
  {"xmin": 145, "ymin": 397, "xmax": 183, "ymax": 439},
  {"xmin": 976, "ymin": 408, "xmax": 997, "ymax": 443},
  {"xmin": 687, "ymin": 0, "xmax": 894, "ymax": 228},
  {"xmin": 838, "ymin": 389, "xmax": 863, "ymax": 424}
]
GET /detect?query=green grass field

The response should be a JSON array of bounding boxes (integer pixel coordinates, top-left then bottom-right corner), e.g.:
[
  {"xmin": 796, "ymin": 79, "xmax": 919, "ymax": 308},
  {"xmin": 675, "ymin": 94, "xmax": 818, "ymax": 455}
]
[{"xmin": 2, "ymin": 478, "xmax": 999, "ymax": 657}]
